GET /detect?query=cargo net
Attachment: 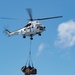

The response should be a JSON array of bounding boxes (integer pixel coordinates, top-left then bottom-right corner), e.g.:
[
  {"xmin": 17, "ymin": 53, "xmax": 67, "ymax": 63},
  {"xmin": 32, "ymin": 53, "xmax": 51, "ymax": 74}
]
[{"xmin": 21, "ymin": 40, "xmax": 37, "ymax": 75}]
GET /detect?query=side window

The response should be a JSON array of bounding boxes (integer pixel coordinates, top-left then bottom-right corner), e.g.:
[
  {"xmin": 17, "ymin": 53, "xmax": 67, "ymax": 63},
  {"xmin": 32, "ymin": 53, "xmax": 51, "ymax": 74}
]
[
  {"xmin": 37, "ymin": 26, "xmax": 39, "ymax": 29},
  {"xmin": 32, "ymin": 26, "xmax": 33, "ymax": 28},
  {"xmin": 28, "ymin": 28, "xmax": 30, "ymax": 29},
  {"xmin": 25, "ymin": 23, "xmax": 31, "ymax": 27},
  {"xmin": 24, "ymin": 29, "xmax": 26, "ymax": 31}
]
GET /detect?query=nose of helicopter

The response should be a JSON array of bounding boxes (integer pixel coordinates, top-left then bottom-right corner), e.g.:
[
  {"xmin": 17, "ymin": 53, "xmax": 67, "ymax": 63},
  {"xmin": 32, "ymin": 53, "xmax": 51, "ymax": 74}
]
[
  {"xmin": 44, "ymin": 26, "xmax": 46, "ymax": 29},
  {"xmin": 43, "ymin": 26, "xmax": 46, "ymax": 29},
  {"xmin": 43, "ymin": 26, "xmax": 46, "ymax": 30},
  {"xmin": 40, "ymin": 26, "xmax": 46, "ymax": 31}
]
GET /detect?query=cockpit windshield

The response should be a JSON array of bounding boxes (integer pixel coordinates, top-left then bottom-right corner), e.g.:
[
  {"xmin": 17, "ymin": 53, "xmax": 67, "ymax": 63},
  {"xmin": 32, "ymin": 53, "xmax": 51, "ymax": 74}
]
[{"xmin": 25, "ymin": 23, "xmax": 31, "ymax": 27}]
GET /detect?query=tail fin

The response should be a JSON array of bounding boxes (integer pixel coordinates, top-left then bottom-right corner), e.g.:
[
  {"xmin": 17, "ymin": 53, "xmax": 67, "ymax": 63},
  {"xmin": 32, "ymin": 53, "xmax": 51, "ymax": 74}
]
[{"xmin": 5, "ymin": 29, "xmax": 11, "ymax": 36}]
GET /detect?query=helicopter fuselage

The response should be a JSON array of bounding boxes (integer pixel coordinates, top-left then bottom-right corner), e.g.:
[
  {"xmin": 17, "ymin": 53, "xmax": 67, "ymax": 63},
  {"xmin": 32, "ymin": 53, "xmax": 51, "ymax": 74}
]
[{"xmin": 5, "ymin": 21, "xmax": 46, "ymax": 40}]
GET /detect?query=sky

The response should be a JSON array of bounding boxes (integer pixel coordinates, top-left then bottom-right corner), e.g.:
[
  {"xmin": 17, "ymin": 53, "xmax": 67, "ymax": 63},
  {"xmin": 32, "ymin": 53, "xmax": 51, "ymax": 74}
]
[{"xmin": 0, "ymin": 0, "xmax": 75, "ymax": 75}]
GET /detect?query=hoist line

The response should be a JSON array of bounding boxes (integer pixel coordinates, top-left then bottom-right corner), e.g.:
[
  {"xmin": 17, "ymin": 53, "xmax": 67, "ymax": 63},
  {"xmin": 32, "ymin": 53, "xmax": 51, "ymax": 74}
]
[
  {"xmin": 28, "ymin": 39, "xmax": 34, "ymax": 67},
  {"xmin": 28, "ymin": 39, "xmax": 31, "ymax": 66},
  {"xmin": 29, "ymin": 39, "xmax": 32, "ymax": 55},
  {"xmin": 25, "ymin": 39, "xmax": 33, "ymax": 67}
]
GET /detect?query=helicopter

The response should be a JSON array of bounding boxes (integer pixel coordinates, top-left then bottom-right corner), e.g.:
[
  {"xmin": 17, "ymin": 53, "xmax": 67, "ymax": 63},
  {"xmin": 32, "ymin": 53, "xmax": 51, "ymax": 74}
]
[{"xmin": 0, "ymin": 9, "xmax": 63, "ymax": 40}]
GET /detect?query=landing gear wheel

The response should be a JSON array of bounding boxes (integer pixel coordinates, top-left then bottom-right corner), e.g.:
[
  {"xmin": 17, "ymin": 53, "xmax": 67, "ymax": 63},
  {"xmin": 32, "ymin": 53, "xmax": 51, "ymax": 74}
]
[
  {"xmin": 38, "ymin": 33, "xmax": 41, "ymax": 36},
  {"xmin": 30, "ymin": 34, "xmax": 33, "ymax": 40},
  {"xmin": 23, "ymin": 36, "xmax": 26, "ymax": 38},
  {"xmin": 30, "ymin": 37, "xmax": 33, "ymax": 40}
]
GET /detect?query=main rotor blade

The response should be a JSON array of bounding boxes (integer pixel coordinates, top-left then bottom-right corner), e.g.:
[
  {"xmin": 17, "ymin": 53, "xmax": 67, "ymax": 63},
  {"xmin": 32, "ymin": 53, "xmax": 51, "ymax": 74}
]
[
  {"xmin": 33, "ymin": 16, "xmax": 63, "ymax": 20},
  {"xmin": 26, "ymin": 8, "xmax": 33, "ymax": 21},
  {"xmin": 0, "ymin": 17, "xmax": 25, "ymax": 20}
]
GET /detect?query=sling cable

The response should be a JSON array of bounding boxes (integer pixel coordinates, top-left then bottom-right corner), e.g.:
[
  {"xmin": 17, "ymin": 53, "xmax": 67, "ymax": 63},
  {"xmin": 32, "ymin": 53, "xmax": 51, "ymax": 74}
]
[{"xmin": 21, "ymin": 40, "xmax": 37, "ymax": 75}]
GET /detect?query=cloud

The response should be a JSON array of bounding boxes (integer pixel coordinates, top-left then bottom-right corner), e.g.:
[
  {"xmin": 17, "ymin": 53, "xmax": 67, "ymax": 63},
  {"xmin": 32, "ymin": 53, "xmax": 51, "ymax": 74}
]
[
  {"xmin": 55, "ymin": 20, "xmax": 75, "ymax": 47},
  {"xmin": 36, "ymin": 43, "xmax": 45, "ymax": 57}
]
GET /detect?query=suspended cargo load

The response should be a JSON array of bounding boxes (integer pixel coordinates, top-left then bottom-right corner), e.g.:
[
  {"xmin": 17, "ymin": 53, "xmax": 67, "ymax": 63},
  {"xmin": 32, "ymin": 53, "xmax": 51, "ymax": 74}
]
[
  {"xmin": 21, "ymin": 40, "xmax": 37, "ymax": 75},
  {"xmin": 21, "ymin": 65, "xmax": 37, "ymax": 75}
]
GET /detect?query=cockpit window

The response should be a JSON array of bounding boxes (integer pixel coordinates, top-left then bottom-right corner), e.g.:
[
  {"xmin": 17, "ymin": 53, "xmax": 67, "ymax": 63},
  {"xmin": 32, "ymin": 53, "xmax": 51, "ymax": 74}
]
[{"xmin": 25, "ymin": 23, "xmax": 31, "ymax": 27}]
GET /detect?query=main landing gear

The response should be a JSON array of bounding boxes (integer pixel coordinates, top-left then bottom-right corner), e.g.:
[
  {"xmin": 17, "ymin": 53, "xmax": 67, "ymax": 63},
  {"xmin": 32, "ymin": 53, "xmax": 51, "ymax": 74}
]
[
  {"xmin": 30, "ymin": 34, "xmax": 33, "ymax": 40},
  {"xmin": 38, "ymin": 33, "xmax": 41, "ymax": 36},
  {"xmin": 23, "ymin": 34, "xmax": 33, "ymax": 40},
  {"xmin": 23, "ymin": 35, "xmax": 26, "ymax": 38}
]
